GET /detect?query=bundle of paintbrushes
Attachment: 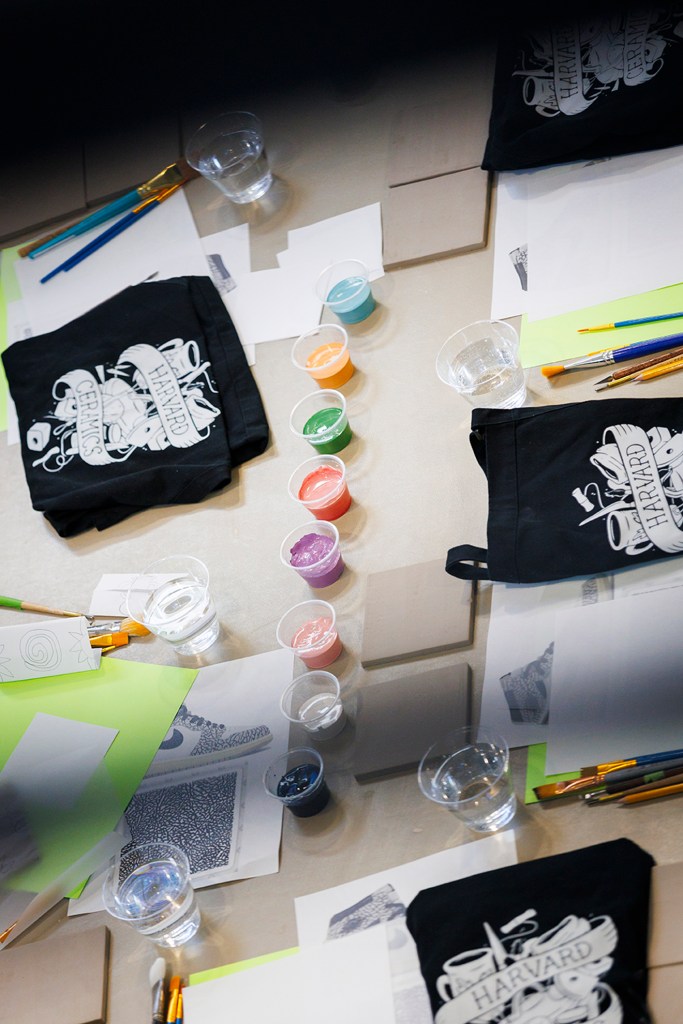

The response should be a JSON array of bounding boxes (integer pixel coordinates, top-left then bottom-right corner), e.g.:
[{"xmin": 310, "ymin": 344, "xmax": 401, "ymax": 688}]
[
  {"xmin": 0, "ymin": 594, "xmax": 149, "ymax": 653},
  {"xmin": 534, "ymin": 747, "xmax": 683, "ymax": 807}
]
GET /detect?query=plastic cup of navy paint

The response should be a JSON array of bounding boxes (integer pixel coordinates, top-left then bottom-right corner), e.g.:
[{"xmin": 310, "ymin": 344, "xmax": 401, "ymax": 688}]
[
  {"xmin": 263, "ymin": 747, "xmax": 330, "ymax": 817},
  {"xmin": 289, "ymin": 389, "xmax": 352, "ymax": 455},
  {"xmin": 275, "ymin": 599, "xmax": 342, "ymax": 669},
  {"xmin": 315, "ymin": 259, "xmax": 376, "ymax": 325},
  {"xmin": 287, "ymin": 454, "xmax": 351, "ymax": 522},
  {"xmin": 280, "ymin": 521, "xmax": 344, "ymax": 588}
]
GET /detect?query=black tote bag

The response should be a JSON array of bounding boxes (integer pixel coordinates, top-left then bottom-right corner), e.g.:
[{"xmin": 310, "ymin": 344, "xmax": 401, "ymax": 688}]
[{"xmin": 446, "ymin": 398, "xmax": 683, "ymax": 584}]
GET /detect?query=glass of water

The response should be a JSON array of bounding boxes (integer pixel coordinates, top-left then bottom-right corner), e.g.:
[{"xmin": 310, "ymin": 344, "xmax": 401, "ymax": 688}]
[
  {"xmin": 101, "ymin": 841, "xmax": 200, "ymax": 947},
  {"xmin": 126, "ymin": 555, "xmax": 219, "ymax": 656},
  {"xmin": 417, "ymin": 726, "xmax": 516, "ymax": 833},
  {"xmin": 184, "ymin": 110, "xmax": 273, "ymax": 204},
  {"xmin": 435, "ymin": 319, "xmax": 527, "ymax": 409}
]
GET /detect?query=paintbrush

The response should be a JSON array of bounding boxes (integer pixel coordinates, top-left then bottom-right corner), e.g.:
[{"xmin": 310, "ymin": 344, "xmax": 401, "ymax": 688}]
[
  {"xmin": 580, "ymin": 747, "xmax": 683, "ymax": 776},
  {"xmin": 594, "ymin": 345, "xmax": 683, "ymax": 390},
  {"xmin": 21, "ymin": 159, "xmax": 199, "ymax": 259},
  {"xmin": 584, "ymin": 768, "xmax": 683, "ymax": 804},
  {"xmin": 534, "ymin": 755, "xmax": 683, "ymax": 800},
  {"xmin": 541, "ymin": 331, "xmax": 683, "ymax": 378},
  {"xmin": 618, "ymin": 780, "xmax": 683, "ymax": 805},
  {"xmin": 0, "ymin": 594, "xmax": 149, "ymax": 636}
]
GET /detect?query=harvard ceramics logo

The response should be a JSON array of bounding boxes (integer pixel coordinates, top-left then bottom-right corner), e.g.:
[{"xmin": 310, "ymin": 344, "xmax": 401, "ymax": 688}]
[
  {"xmin": 25, "ymin": 339, "xmax": 222, "ymax": 474},
  {"xmin": 574, "ymin": 423, "xmax": 683, "ymax": 557}
]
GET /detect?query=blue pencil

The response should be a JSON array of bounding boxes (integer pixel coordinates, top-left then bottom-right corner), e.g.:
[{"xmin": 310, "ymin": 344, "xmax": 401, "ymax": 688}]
[
  {"xmin": 39, "ymin": 184, "xmax": 181, "ymax": 284},
  {"xmin": 578, "ymin": 311, "xmax": 683, "ymax": 333}
]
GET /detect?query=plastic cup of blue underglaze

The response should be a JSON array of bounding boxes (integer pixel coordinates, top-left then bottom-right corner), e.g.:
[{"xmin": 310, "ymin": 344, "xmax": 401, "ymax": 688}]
[
  {"xmin": 315, "ymin": 259, "xmax": 376, "ymax": 325},
  {"xmin": 263, "ymin": 747, "xmax": 330, "ymax": 817}
]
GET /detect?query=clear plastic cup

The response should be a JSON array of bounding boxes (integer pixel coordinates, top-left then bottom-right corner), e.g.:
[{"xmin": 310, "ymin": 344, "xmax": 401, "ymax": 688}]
[
  {"xmin": 291, "ymin": 324, "xmax": 354, "ymax": 389},
  {"xmin": 184, "ymin": 110, "xmax": 272, "ymax": 204},
  {"xmin": 289, "ymin": 389, "xmax": 352, "ymax": 455},
  {"xmin": 275, "ymin": 599, "xmax": 342, "ymax": 669},
  {"xmin": 287, "ymin": 454, "xmax": 351, "ymax": 522},
  {"xmin": 280, "ymin": 670, "xmax": 347, "ymax": 739},
  {"xmin": 263, "ymin": 747, "xmax": 330, "ymax": 817},
  {"xmin": 279, "ymin": 521, "xmax": 344, "ymax": 588},
  {"xmin": 315, "ymin": 259, "xmax": 376, "ymax": 324},
  {"xmin": 435, "ymin": 319, "xmax": 526, "ymax": 409},
  {"xmin": 125, "ymin": 555, "xmax": 219, "ymax": 656},
  {"xmin": 417, "ymin": 727, "xmax": 517, "ymax": 833},
  {"xmin": 101, "ymin": 841, "xmax": 200, "ymax": 947}
]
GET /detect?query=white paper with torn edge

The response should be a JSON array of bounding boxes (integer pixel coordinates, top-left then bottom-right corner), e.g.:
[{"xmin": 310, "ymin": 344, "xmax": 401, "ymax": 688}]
[{"xmin": 0, "ymin": 616, "xmax": 99, "ymax": 682}]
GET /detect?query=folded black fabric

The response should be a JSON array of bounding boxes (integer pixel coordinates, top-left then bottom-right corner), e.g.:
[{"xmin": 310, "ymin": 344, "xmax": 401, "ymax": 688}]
[
  {"xmin": 446, "ymin": 398, "xmax": 683, "ymax": 584},
  {"xmin": 482, "ymin": 5, "xmax": 683, "ymax": 172},
  {"xmin": 2, "ymin": 276, "xmax": 269, "ymax": 536},
  {"xmin": 406, "ymin": 838, "xmax": 654, "ymax": 1024}
]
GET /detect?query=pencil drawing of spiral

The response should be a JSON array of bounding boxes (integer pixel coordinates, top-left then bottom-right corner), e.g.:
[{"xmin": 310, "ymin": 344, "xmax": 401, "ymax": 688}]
[{"xmin": 20, "ymin": 629, "xmax": 61, "ymax": 670}]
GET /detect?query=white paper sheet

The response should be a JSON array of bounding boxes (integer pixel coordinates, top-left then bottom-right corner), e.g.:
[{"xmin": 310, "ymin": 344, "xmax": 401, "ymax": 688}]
[
  {"xmin": 285, "ymin": 202, "xmax": 385, "ymax": 281},
  {"xmin": 295, "ymin": 833, "xmax": 517, "ymax": 947},
  {"xmin": 479, "ymin": 576, "xmax": 615, "ymax": 748},
  {"xmin": 0, "ymin": 616, "xmax": 99, "ymax": 682},
  {"xmin": 0, "ymin": 713, "xmax": 117, "ymax": 810},
  {"xmin": 547, "ymin": 587, "xmax": 683, "ymax": 773},
  {"xmin": 223, "ymin": 266, "xmax": 323, "ymax": 345},
  {"xmin": 14, "ymin": 190, "xmax": 210, "ymax": 336},
  {"xmin": 183, "ymin": 925, "xmax": 396, "ymax": 1024},
  {"xmin": 88, "ymin": 573, "xmax": 142, "ymax": 617},
  {"xmin": 490, "ymin": 171, "xmax": 530, "ymax": 320},
  {"xmin": 68, "ymin": 648, "xmax": 294, "ymax": 915},
  {"xmin": 525, "ymin": 147, "xmax": 683, "ymax": 321}
]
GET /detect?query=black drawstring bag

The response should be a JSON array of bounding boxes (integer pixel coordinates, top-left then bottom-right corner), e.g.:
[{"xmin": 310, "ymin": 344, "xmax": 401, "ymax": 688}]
[
  {"xmin": 446, "ymin": 399, "xmax": 683, "ymax": 584},
  {"xmin": 406, "ymin": 838, "xmax": 654, "ymax": 1024},
  {"xmin": 2, "ymin": 276, "xmax": 269, "ymax": 537}
]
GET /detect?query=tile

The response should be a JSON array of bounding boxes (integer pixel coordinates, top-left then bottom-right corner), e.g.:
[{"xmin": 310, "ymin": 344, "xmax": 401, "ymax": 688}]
[
  {"xmin": 382, "ymin": 167, "xmax": 491, "ymax": 270},
  {"xmin": 0, "ymin": 145, "xmax": 86, "ymax": 245},
  {"xmin": 352, "ymin": 663, "xmax": 472, "ymax": 781},
  {"xmin": 360, "ymin": 558, "xmax": 475, "ymax": 668}
]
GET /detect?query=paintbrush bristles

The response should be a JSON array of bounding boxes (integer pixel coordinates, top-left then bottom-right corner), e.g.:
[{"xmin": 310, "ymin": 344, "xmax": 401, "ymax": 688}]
[{"xmin": 541, "ymin": 365, "xmax": 565, "ymax": 378}]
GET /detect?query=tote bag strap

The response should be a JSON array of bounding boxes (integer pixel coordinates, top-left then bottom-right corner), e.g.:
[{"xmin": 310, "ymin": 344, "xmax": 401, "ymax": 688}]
[{"xmin": 445, "ymin": 545, "xmax": 490, "ymax": 581}]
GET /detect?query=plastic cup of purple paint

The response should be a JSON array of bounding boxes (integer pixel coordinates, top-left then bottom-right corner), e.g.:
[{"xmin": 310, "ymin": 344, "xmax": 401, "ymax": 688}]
[{"xmin": 279, "ymin": 521, "xmax": 344, "ymax": 588}]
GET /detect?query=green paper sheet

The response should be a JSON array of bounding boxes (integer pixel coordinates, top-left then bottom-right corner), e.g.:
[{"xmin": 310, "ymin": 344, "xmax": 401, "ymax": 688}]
[
  {"xmin": 520, "ymin": 281, "xmax": 683, "ymax": 369},
  {"xmin": 0, "ymin": 245, "xmax": 23, "ymax": 432},
  {"xmin": 0, "ymin": 657, "xmax": 196, "ymax": 892},
  {"xmin": 524, "ymin": 743, "xmax": 580, "ymax": 805},
  {"xmin": 189, "ymin": 948, "xmax": 299, "ymax": 985}
]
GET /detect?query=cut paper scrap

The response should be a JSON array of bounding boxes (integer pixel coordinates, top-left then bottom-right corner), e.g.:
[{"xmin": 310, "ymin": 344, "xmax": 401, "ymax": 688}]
[
  {"xmin": 285, "ymin": 202, "xmax": 384, "ymax": 281},
  {"xmin": 182, "ymin": 926, "xmax": 396, "ymax": 1024},
  {"xmin": 189, "ymin": 947, "xmax": 299, "ymax": 985},
  {"xmin": 0, "ymin": 712, "xmax": 117, "ymax": 810},
  {"xmin": 524, "ymin": 743, "xmax": 580, "ymax": 805},
  {"xmin": 520, "ymin": 281, "xmax": 683, "ymax": 369},
  {"xmin": 223, "ymin": 265, "xmax": 323, "ymax": 345},
  {"xmin": 0, "ymin": 616, "xmax": 99, "ymax": 682},
  {"xmin": 0, "ymin": 656, "xmax": 196, "ymax": 895}
]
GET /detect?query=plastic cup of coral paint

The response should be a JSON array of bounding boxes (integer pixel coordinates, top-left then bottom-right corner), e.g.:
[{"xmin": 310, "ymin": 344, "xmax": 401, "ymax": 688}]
[
  {"xmin": 275, "ymin": 599, "xmax": 343, "ymax": 669},
  {"xmin": 287, "ymin": 454, "xmax": 351, "ymax": 522},
  {"xmin": 280, "ymin": 670, "xmax": 347, "ymax": 739},
  {"xmin": 291, "ymin": 324, "xmax": 354, "ymax": 389},
  {"xmin": 315, "ymin": 259, "xmax": 376, "ymax": 325},
  {"xmin": 280, "ymin": 521, "xmax": 344, "ymax": 588},
  {"xmin": 289, "ymin": 389, "xmax": 352, "ymax": 455}
]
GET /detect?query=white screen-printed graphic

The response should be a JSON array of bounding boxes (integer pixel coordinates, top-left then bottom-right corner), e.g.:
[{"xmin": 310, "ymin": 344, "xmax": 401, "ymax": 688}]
[
  {"xmin": 27, "ymin": 338, "xmax": 222, "ymax": 474},
  {"xmin": 574, "ymin": 423, "xmax": 683, "ymax": 558},
  {"xmin": 435, "ymin": 910, "xmax": 621, "ymax": 1024}
]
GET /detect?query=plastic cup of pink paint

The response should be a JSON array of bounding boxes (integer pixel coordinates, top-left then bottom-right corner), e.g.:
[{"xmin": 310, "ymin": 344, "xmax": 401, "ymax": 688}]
[
  {"xmin": 275, "ymin": 599, "xmax": 343, "ymax": 669},
  {"xmin": 279, "ymin": 521, "xmax": 344, "ymax": 588}
]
